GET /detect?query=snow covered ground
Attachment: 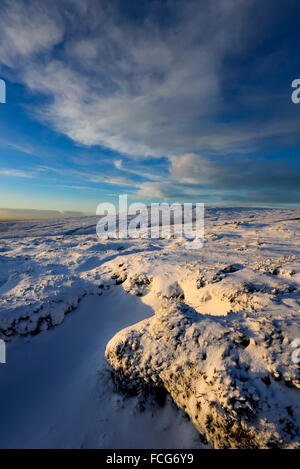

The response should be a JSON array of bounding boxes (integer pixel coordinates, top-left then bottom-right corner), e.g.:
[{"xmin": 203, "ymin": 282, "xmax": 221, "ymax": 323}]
[
  {"xmin": 0, "ymin": 208, "xmax": 299, "ymax": 448},
  {"xmin": 0, "ymin": 288, "xmax": 204, "ymax": 448}
]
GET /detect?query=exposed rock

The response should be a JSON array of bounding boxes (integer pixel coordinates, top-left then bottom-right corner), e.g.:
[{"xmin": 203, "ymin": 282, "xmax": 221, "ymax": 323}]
[{"xmin": 106, "ymin": 301, "xmax": 300, "ymax": 449}]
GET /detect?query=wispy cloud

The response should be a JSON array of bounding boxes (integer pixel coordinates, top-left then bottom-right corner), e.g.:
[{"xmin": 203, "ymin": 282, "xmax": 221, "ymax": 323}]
[
  {"xmin": 113, "ymin": 159, "xmax": 166, "ymax": 182},
  {"xmin": 0, "ymin": 0, "xmax": 63, "ymax": 67},
  {"xmin": 2, "ymin": 0, "xmax": 289, "ymax": 158},
  {"xmin": 0, "ymin": 168, "xmax": 33, "ymax": 178},
  {"xmin": 0, "ymin": 138, "xmax": 38, "ymax": 156}
]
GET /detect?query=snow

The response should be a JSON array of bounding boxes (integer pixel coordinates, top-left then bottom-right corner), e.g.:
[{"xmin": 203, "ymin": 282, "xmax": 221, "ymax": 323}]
[
  {"xmin": 0, "ymin": 287, "xmax": 204, "ymax": 448},
  {"xmin": 0, "ymin": 208, "xmax": 299, "ymax": 448}
]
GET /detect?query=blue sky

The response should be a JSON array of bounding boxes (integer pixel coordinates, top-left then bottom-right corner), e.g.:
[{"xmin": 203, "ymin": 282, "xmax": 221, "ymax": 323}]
[{"xmin": 0, "ymin": 0, "xmax": 300, "ymax": 219}]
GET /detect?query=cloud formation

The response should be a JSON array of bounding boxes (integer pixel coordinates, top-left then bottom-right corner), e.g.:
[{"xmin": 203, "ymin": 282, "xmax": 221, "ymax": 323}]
[
  {"xmin": 150, "ymin": 152, "xmax": 300, "ymax": 204},
  {"xmin": 2, "ymin": 0, "xmax": 298, "ymax": 158},
  {"xmin": 0, "ymin": 0, "xmax": 299, "ymax": 206},
  {"xmin": 0, "ymin": 168, "xmax": 33, "ymax": 178}
]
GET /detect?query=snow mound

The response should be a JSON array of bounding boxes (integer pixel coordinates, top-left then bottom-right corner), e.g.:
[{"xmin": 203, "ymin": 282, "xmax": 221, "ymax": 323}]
[
  {"xmin": 104, "ymin": 208, "xmax": 300, "ymax": 448},
  {"xmin": 106, "ymin": 300, "xmax": 300, "ymax": 449}
]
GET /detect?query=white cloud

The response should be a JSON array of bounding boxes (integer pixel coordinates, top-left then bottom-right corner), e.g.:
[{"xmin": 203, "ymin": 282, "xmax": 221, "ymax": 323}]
[
  {"xmin": 113, "ymin": 160, "xmax": 123, "ymax": 170},
  {"xmin": 171, "ymin": 153, "xmax": 216, "ymax": 184},
  {"xmin": 0, "ymin": 0, "xmax": 270, "ymax": 158},
  {"xmin": 0, "ymin": 0, "xmax": 63, "ymax": 67},
  {"xmin": 105, "ymin": 176, "xmax": 136, "ymax": 187},
  {"xmin": 0, "ymin": 168, "xmax": 33, "ymax": 178}
]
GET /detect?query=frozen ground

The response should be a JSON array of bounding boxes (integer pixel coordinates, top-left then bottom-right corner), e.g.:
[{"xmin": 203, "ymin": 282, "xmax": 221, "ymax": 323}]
[
  {"xmin": 0, "ymin": 208, "xmax": 299, "ymax": 448},
  {"xmin": 0, "ymin": 288, "xmax": 203, "ymax": 448}
]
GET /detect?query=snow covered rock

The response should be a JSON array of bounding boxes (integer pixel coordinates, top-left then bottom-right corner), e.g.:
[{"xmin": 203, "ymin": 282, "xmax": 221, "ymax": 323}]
[{"xmin": 106, "ymin": 300, "xmax": 300, "ymax": 449}]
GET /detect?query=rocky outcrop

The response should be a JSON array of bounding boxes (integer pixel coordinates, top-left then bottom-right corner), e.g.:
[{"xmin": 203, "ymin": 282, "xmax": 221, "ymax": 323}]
[{"xmin": 106, "ymin": 300, "xmax": 300, "ymax": 449}]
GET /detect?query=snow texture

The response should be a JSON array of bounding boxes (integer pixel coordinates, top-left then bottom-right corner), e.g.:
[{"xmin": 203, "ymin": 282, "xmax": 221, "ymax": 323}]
[{"xmin": 0, "ymin": 208, "xmax": 300, "ymax": 448}]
